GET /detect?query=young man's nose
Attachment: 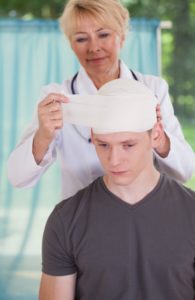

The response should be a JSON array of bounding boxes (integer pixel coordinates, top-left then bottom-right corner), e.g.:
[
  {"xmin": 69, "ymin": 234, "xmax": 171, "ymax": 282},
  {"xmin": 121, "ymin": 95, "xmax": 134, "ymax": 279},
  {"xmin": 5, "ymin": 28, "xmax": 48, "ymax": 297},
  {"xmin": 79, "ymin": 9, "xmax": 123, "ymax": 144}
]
[{"xmin": 108, "ymin": 148, "xmax": 121, "ymax": 166}]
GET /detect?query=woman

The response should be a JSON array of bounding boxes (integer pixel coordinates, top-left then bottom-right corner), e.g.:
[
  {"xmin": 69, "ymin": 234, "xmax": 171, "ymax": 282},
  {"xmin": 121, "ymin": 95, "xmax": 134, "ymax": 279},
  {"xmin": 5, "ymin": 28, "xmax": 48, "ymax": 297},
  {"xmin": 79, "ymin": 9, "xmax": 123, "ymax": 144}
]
[{"xmin": 7, "ymin": 0, "xmax": 194, "ymax": 200}]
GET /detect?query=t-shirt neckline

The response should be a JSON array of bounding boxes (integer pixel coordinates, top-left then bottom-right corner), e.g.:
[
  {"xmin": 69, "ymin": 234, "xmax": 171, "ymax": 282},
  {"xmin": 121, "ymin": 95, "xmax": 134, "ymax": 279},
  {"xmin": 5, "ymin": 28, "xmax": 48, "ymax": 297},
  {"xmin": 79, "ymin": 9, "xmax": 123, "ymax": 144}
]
[{"xmin": 99, "ymin": 174, "xmax": 164, "ymax": 210}]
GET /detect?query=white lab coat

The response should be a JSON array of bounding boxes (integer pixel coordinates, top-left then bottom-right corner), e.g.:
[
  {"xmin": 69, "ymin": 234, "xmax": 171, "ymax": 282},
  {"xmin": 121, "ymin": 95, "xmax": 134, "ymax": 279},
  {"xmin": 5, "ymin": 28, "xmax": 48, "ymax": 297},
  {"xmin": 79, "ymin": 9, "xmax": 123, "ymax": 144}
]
[{"xmin": 7, "ymin": 61, "xmax": 195, "ymax": 199}]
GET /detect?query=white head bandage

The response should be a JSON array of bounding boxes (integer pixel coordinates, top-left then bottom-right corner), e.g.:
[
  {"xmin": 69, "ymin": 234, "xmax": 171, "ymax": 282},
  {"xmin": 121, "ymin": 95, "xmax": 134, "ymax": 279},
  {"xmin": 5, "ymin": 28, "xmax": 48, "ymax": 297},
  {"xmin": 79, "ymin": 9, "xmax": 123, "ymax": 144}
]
[{"xmin": 62, "ymin": 78, "xmax": 157, "ymax": 133}]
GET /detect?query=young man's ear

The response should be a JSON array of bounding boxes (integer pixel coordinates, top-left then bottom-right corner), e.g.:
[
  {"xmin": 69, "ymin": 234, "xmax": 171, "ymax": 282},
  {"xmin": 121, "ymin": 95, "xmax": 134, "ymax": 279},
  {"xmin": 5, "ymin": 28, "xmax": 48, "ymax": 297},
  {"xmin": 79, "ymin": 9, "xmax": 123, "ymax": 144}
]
[
  {"xmin": 151, "ymin": 122, "xmax": 164, "ymax": 148},
  {"xmin": 151, "ymin": 122, "xmax": 170, "ymax": 158},
  {"xmin": 90, "ymin": 129, "xmax": 94, "ymax": 144}
]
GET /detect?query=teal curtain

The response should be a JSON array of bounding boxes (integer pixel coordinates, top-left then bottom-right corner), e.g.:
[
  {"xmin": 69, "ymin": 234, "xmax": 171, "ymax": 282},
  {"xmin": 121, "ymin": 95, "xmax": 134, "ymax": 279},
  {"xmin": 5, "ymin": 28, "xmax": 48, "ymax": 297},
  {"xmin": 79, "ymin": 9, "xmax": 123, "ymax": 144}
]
[{"xmin": 0, "ymin": 19, "xmax": 160, "ymax": 300}]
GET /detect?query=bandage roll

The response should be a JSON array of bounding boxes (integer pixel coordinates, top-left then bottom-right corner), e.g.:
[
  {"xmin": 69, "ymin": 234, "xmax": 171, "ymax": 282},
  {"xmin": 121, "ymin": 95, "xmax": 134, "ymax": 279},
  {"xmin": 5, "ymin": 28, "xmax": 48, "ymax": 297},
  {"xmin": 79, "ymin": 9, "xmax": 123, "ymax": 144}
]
[{"xmin": 62, "ymin": 79, "xmax": 157, "ymax": 133}]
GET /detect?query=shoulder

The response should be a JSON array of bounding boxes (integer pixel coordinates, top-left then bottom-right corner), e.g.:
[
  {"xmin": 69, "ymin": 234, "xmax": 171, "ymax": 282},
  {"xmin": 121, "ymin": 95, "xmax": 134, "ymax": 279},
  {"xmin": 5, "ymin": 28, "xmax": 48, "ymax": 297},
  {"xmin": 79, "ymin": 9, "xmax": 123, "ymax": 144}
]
[
  {"xmin": 43, "ymin": 180, "xmax": 100, "ymax": 252},
  {"xmin": 41, "ymin": 80, "xmax": 69, "ymax": 95},
  {"xmin": 133, "ymin": 71, "xmax": 169, "ymax": 101},
  {"xmin": 160, "ymin": 176, "xmax": 195, "ymax": 230},
  {"xmin": 53, "ymin": 177, "xmax": 102, "ymax": 226},
  {"xmin": 42, "ymin": 177, "xmax": 103, "ymax": 276},
  {"xmin": 39, "ymin": 75, "xmax": 76, "ymax": 100},
  {"xmin": 161, "ymin": 175, "xmax": 195, "ymax": 204},
  {"xmin": 134, "ymin": 70, "xmax": 168, "ymax": 87}
]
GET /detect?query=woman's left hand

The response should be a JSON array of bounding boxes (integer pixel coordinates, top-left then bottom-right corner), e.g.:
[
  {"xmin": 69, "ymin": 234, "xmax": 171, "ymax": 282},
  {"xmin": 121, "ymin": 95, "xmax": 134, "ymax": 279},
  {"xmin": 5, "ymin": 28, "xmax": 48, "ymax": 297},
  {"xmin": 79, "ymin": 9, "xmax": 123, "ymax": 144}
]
[
  {"xmin": 156, "ymin": 104, "xmax": 162, "ymax": 122},
  {"xmin": 155, "ymin": 104, "xmax": 170, "ymax": 158},
  {"xmin": 155, "ymin": 131, "xmax": 170, "ymax": 158}
]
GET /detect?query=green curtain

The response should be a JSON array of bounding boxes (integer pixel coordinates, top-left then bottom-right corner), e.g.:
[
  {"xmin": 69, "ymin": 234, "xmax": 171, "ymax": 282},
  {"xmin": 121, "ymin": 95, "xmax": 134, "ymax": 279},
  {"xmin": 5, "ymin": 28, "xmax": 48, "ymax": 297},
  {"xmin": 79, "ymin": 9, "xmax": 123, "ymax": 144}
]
[{"xmin": 0, "ymin": 18, "xmax": 160, "ymax": 300}]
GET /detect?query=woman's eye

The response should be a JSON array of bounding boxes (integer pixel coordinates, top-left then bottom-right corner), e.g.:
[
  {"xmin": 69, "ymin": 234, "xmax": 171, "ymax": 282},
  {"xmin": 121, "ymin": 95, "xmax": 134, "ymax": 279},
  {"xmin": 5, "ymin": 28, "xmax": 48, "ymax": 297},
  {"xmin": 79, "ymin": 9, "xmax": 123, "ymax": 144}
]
[
  {"xmin": 99, "ymin": 33, "xmax": 110, "ymax": 39},
  {"xmin": 76, "ymin": 37, "xmax": 88, "ymax": 43}
]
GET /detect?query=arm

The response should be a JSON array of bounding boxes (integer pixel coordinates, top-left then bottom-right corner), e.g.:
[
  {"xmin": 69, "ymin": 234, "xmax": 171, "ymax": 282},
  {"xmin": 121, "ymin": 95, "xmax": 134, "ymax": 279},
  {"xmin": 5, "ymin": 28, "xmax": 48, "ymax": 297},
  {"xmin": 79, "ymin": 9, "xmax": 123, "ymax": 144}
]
[
  {"xmin": 154, "ymin": 104, "xmax": 170, "ymax": 158},
  {"xmin": 154, "ymin": 78, "xmax": 195, "ymax": 182},
  {"xmin": 33, "ymin": 93, "xmax": 68, "ymax": 164},
  {"xmin": 40, "ymin": 206, "xmax": 78, "ymax": 299},
  {"xmin": 140, "ymin": 74, "xmax": 195, "ymax": 182},
  {"xmin": 7, "ymin": 85, "xmax": 68, "ymax": 188},
  {"xmin": 7, "ymin": 120, "xmax": 57, "ymax": 188},
  {"xmin": 39, "ymin": 273, "xmax": 76, "ymax": 300}
]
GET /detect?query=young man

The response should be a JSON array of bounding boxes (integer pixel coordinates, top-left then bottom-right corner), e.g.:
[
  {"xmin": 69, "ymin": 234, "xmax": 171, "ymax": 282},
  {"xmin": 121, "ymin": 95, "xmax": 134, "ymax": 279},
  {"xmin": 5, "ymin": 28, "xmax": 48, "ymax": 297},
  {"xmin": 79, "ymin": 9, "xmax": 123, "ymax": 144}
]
[{"xmin": 39, "ymin": 79, "xmax": 195, "ymax": 300}]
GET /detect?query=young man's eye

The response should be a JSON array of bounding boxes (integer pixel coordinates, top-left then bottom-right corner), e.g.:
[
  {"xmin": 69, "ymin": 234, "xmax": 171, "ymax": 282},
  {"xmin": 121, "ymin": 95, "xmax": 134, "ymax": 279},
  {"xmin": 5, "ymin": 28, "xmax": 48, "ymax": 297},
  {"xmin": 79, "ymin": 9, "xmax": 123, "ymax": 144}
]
[
  {"xmin": 123, "ymin": 144, "xmax": 135, "ymax": 149},
  {"xmin": 98, "ymin": 143, "xmax": 109, "ymax": 148}
]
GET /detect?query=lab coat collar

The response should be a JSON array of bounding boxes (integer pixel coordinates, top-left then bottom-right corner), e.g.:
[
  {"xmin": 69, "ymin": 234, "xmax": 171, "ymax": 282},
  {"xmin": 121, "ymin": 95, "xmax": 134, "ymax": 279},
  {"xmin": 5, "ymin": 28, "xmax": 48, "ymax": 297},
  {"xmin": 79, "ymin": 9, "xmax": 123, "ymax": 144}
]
[{"xmin": 76, "ymin": 60, "xmax": 134, "ymax": 95}]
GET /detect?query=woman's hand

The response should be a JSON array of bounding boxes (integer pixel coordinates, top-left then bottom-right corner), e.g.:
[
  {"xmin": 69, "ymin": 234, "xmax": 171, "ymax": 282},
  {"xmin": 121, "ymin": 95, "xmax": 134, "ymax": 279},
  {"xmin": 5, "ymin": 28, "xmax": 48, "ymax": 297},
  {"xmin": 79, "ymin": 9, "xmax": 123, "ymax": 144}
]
[
  {"xmin": 33, "ymin": 93, "xmax": 68, "ymax": 164},
  {"xmin": 37, "ymin": 93, "xmax": 68, "ymax": 141},
  {"xmin": 155, "ymin": 130, "xmax": 170, "ymax": 158},
  {"xmin": 155, "ymin": 104, "xmax": 170, "ymax": 158},
  {"xmin": 156, "ymin": 104, "xmax": 162, "ymax": 123}
]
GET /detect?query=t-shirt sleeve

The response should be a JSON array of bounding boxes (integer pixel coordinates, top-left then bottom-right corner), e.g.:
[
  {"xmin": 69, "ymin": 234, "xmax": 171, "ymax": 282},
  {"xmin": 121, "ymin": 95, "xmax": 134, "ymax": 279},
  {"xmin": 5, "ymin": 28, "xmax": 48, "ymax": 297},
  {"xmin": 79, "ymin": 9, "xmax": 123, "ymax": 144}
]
[{"xmin": 42, "ymin": 208, "xmax": 77, "ymax": 276}]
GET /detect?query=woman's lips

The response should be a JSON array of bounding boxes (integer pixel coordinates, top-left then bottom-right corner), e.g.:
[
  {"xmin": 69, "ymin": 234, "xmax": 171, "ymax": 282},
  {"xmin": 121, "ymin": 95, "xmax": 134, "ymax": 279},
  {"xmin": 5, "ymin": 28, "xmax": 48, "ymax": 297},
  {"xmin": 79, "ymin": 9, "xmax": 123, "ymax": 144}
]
[{"xmin": 87, "ymin": 57, "xmax": 106, "ymax": 64}]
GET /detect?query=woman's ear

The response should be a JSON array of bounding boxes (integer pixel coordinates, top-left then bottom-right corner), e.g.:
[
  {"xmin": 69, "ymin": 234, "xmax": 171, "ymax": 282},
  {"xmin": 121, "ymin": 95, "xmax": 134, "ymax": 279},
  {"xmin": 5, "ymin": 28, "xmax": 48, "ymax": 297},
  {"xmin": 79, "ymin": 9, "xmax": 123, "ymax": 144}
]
[{"xmin": 120, "ymin": 34, "xmax": 125, "ymax": 48}]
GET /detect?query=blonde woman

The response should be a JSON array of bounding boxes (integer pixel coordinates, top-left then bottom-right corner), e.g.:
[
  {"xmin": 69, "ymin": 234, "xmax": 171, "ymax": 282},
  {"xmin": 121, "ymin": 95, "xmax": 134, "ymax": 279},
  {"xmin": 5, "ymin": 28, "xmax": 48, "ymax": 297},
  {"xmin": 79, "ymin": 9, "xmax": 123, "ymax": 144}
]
[{"xmin": 7, "ymin": 0, "xmax": 195, "ymax": 200}]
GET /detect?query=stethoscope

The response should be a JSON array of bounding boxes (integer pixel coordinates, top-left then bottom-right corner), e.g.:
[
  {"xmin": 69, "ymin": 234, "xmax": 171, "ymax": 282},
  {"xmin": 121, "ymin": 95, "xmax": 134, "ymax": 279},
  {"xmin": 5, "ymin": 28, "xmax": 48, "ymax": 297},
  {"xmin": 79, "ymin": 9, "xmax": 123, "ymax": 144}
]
[
  {"xmin": 70, "ymin": 70, "xmax": 138, "ymax": 143},
  {"xmin": 70, "ymin": 69, "xmax": 138, "ymax": 95}
]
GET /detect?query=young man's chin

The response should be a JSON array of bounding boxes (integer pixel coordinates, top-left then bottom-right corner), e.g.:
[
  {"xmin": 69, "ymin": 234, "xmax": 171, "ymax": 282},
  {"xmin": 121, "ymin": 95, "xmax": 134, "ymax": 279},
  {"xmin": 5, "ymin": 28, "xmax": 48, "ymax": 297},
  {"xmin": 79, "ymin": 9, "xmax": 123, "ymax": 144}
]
[{"xmin": 107, "ymin": 172, "xmax": 133, "ymax": 186}]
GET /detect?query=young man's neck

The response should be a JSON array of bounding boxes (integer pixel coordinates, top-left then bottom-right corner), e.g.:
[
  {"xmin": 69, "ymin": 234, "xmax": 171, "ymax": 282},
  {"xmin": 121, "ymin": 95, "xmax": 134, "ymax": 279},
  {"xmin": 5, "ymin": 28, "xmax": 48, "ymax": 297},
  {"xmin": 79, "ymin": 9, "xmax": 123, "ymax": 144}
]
[{"xmin": 103, "ymin": 168, "xmax": 160, "ymax": 205}]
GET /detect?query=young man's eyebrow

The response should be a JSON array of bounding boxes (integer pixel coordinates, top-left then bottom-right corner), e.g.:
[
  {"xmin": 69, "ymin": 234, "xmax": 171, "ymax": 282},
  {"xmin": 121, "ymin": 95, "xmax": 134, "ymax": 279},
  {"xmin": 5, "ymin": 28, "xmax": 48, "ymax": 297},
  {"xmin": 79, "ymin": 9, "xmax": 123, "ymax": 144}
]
[
  {"xmin": 94, "ymin": 138, "xmax": 137, "ymax": 144},
  {"xmin": 94, "ymin": 138, "xmax": 108, "ymax": 143},
  {"xmin": 121, "ymin": 139, "xmax": 137, "ymax": 144}
]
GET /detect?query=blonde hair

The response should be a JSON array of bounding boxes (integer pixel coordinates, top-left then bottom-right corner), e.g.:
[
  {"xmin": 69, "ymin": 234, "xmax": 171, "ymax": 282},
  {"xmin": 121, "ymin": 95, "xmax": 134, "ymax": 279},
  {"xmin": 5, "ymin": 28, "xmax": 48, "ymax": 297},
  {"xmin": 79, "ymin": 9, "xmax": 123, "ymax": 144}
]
[{"xmin": 59, "ymin": 0, "xmax": 129, "ymax": 40}]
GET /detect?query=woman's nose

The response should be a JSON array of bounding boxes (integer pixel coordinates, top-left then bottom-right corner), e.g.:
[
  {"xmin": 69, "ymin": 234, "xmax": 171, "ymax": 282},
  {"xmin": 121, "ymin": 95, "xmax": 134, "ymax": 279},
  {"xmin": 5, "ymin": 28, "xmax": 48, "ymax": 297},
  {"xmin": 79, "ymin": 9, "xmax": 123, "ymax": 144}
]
[{"xmin": 88, "ymin": 38, "xmax": 100, "ymax": 53}]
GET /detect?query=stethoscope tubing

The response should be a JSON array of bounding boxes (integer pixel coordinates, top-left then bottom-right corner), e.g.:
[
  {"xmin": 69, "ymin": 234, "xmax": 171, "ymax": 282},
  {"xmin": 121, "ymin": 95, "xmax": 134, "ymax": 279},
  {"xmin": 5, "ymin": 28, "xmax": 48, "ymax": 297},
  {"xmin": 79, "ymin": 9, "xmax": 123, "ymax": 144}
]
[{"xmin": 70, "ymin": 70, "xmax": 138, "ymax": 95}]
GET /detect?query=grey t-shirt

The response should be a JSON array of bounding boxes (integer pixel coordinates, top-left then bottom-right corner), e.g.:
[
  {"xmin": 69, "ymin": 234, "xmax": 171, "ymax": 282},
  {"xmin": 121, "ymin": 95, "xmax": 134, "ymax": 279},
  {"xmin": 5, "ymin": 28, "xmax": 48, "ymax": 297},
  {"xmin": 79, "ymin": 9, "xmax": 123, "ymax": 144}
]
[{"xmin": 42, "ymin": 175, "xmax": 195, "ymax": 300}]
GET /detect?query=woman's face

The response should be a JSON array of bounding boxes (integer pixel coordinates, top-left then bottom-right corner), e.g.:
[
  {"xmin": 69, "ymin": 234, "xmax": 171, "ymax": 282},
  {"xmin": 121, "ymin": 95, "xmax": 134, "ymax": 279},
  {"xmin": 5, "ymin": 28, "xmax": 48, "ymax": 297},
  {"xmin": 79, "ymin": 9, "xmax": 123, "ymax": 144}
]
[{"xmin": 70, "ymin": 16, "xmax": 123, "ymax": 79}]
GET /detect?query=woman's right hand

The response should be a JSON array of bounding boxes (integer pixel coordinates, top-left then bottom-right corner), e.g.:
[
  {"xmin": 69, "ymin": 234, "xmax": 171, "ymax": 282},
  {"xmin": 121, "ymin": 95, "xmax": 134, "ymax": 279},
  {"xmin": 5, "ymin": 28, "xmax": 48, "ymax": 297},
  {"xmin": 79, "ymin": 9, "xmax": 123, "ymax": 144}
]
[
  {"xmin": 33, "ymin": 93, "xmax": 68, "ymax": 164},
  {"xmin": 37, "ymin": 93, "xmax": 68, "ymax": 141}
]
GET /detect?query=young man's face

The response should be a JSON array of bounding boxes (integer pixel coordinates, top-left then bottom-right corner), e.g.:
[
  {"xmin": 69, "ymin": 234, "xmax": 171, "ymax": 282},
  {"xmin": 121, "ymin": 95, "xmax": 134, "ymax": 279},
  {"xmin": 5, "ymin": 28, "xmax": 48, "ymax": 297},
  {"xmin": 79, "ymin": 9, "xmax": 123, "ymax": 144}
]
[{"xmin": 92, "ymin": 130, "xmax": 155, "ymax": 187}]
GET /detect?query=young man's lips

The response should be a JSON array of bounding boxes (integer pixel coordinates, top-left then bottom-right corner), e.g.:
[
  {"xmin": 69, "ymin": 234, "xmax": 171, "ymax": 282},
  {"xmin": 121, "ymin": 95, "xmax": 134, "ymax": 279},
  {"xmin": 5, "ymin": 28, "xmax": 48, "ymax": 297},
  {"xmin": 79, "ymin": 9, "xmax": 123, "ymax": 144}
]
[{"xmin": 110, "ymin": 171, "xmax": 127, "ymax": 175}]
